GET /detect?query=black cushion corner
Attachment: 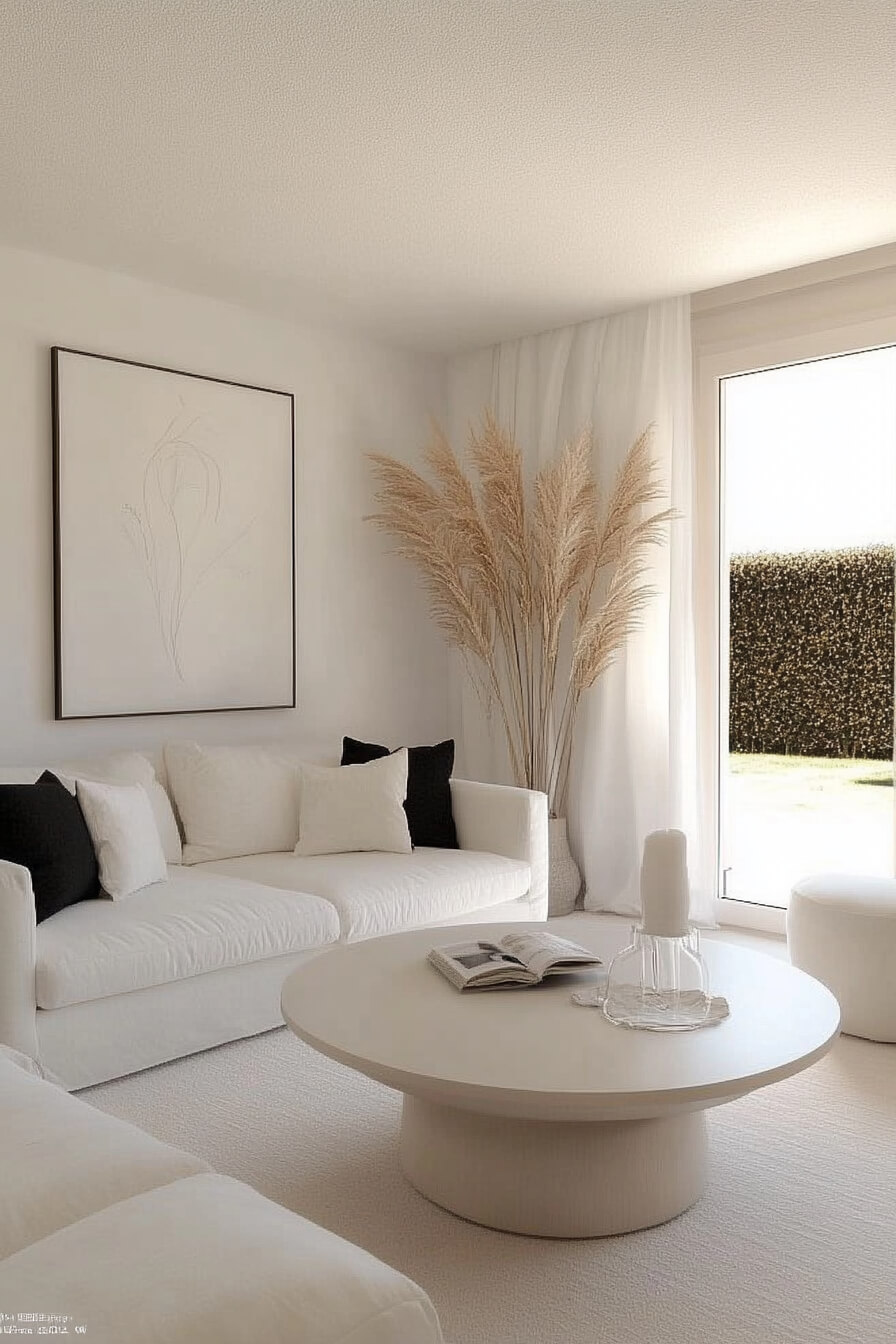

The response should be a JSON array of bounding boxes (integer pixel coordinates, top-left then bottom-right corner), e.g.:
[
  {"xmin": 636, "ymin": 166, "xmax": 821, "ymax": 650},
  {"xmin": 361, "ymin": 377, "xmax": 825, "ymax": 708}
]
[
  {"xmin": 340, "ymin": 737, "xmax": 458, "ymax": 849},
  {"xmin": 0, "ymin": 770, "xmax": 101, "ymax": 923}
]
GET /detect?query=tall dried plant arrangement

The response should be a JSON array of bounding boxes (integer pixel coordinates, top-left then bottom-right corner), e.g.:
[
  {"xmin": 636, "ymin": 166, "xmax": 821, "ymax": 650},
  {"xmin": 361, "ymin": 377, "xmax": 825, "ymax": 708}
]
[{"xmin": 367, "ymin": 412, "xmax": 675, "ymax": 817}]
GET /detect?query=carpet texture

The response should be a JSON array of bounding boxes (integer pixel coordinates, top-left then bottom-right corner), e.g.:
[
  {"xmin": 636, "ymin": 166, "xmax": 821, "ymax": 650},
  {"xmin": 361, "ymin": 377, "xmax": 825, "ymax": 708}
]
[{"xmin": 85, "ymin": 1013, "xmax": 896, "ymax": 1344}]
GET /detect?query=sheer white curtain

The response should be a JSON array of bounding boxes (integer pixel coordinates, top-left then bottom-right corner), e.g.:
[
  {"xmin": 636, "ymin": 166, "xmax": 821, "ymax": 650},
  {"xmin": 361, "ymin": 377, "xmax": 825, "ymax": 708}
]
[{"xmin": 447, "ymin": 296, "xmax": 715, "ymax": 923}]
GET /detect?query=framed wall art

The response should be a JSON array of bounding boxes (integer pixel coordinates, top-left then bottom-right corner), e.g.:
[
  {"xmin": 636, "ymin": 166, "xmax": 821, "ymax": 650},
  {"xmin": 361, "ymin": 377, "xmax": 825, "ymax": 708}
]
[{"xmin": 51, "ymin": 347, "xmax": 295, "ymax": 719}]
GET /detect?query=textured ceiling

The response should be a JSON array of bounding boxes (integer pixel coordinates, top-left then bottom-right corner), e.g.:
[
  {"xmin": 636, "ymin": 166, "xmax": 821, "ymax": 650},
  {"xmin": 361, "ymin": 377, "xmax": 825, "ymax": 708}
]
[{"xmin": 2, "ymin": 1, "xmax": 895, "ymax": 352}]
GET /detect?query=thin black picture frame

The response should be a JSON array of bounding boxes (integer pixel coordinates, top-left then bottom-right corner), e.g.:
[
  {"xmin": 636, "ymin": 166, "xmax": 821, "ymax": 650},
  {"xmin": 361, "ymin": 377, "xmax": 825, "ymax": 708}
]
[{"xmin": 51, "ymin": 345, "xmax": 296, "ymax": 720}]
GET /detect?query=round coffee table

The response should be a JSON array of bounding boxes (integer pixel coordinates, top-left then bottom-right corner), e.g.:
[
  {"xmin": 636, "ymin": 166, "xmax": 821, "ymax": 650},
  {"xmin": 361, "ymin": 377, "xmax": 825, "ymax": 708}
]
[{"xmin": 281, "ymin": 922, "xmax": 840, "ymax": 1238}]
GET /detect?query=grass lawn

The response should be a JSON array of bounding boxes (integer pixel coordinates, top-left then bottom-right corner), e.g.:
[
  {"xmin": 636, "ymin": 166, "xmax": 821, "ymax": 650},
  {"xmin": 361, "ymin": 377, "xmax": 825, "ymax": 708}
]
[
  {"xmin": 730, "ymin": 752, "xmax": 892, "ymax": 788},
  {"xmin": 725, "ymin": 753, "xmax": 894, "ymax": 908}
]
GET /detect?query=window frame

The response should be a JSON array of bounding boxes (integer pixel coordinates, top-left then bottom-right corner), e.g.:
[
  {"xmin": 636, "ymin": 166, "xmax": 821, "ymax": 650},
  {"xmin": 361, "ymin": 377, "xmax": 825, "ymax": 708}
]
[{"xmin": 694, "ymin": 304, "xmax": 896, "ymax": 935}]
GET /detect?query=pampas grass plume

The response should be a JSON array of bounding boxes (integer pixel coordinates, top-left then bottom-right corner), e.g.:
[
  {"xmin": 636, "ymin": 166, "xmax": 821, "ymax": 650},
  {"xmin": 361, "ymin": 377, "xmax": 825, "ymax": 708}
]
[{"xmin": 367, "ymin": 416, "xmax": 674, "ymax": 814}]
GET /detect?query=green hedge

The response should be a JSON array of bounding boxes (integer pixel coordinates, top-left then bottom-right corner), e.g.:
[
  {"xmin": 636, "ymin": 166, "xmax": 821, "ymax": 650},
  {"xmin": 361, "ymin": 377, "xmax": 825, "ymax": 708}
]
[{"xmin": 729, "ymin": 546, "xmax": 894, "ymax": 759}]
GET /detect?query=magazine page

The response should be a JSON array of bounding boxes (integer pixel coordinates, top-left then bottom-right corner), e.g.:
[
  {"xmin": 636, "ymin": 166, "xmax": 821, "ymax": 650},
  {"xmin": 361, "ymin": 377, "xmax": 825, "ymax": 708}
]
[
  {"xmin": 428, "ymin": 941, "xmax": 536, "ymax": 991},
  {"xmin": 498, "ymin": 931, "xmax": 600, "ymax": 981}
]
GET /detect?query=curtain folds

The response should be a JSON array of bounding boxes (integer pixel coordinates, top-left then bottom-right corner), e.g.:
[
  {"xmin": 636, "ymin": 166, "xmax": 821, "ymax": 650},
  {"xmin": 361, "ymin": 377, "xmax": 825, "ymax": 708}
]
[{"xmin": 447, "ymin": 297, "xmax": 715, "ymax": 923}]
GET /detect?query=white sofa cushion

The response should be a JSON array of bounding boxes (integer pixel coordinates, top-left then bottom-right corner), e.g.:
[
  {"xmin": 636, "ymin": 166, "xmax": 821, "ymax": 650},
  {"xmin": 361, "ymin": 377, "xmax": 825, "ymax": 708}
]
[
  {"xmin": 296, "ymin": 751, "xmax": 412, "ymax": 856},
  {"xmin": 76, "ymin": 778, "xmax": 169, "ymax": 899},
  {"xmin": 52, "ymin": 751, "xmax": 183, "ymax": 864},
  {"xmin": 0, "ymin": 1173, "xmax": 444, "ymax": 1344},
  {"xmin": 35, "ymin": 866, "xmax": 339, "ymax": 1009},
  {"xmin": 0, "ymin": 1058, "xmax": 207, "ymax": 1258},
  {"xmin": 200, "ymin": 848, "xmax": 532, "ymax": 941},
  {"xmin": 165, "ymin": 740, "xmax": 301, "ymax": 863}
]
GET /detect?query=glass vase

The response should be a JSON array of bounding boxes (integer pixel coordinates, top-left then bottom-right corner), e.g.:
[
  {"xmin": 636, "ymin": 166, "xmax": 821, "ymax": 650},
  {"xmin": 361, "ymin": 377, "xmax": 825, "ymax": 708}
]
[{"xmin": 602, "ymin": 925, "xmax": 711, "ymax": 1031}]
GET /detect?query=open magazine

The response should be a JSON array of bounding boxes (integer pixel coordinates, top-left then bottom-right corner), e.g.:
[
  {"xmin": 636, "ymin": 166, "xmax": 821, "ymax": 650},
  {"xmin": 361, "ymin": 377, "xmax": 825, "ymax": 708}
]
[{"xmin": 428, "ymin": 931, "xmax": 601, "ymax": 991}]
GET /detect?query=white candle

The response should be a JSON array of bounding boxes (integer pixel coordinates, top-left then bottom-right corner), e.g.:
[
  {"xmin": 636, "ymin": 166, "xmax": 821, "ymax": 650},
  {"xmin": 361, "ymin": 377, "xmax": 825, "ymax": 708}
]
[{"xmin": 640, "ymin": 829, "xmax": 690, "ymax": 937}]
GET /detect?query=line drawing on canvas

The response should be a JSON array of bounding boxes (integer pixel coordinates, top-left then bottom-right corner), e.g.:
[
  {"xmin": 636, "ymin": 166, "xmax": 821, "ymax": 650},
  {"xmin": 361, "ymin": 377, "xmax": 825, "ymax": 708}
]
[{"xmin": 122, "ymin": 402, "xmax": 255, "ymax": 679}]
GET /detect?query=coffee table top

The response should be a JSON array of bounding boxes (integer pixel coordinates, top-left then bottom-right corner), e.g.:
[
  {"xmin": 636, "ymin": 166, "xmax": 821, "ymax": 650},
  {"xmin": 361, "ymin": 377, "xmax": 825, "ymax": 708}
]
[{"xmin": 281, "ymin": 922, "xmax": 840, "ymax": 1122}]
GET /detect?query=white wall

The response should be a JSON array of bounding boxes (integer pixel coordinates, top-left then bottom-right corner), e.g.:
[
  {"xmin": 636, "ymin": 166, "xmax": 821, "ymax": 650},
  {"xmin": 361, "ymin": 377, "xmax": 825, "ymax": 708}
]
[{"xmin": 0, "ymin": 244, "xmax": 450, "ymax": 764}]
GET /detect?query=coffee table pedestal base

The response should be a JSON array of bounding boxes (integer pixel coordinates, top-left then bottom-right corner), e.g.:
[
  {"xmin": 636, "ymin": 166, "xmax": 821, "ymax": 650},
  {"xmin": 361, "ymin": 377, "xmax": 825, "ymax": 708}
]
[{"xmin": 400, "ymin": 1096, "xmax": 708, "ymax": 1238}]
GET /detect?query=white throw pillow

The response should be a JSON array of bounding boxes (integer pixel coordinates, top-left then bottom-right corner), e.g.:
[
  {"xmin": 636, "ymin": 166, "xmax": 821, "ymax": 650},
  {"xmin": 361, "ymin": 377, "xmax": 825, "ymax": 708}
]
[
  {"xmin": 52, "ymin": 752, "xmax": 182, "ymax": 864},
  {"xmin": 295, "ymin": 750, "xmax": 412, "ymax": 856},
  {"xmin": 164, "ymin": 742, "xmax": 301, "ymax": 865},
  {"xmin": 75, "ymin": 778, "xmax": 168, "ymax": 900}
]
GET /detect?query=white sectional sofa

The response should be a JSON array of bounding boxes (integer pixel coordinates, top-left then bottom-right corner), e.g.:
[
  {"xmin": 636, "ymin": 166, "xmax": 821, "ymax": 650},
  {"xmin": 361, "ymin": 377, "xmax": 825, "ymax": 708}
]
[
  {"xmin": 0, "ymin": 749, "xmax": 548, "ymax": 1089},
  {"xmin": 0, "ymin": 1046, "xmax": 444, "ymax": 1343}
]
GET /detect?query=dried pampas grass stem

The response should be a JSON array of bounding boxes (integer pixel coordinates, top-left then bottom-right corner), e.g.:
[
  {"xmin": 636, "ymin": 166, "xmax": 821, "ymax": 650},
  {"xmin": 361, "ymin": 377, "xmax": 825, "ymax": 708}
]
[{"xmin": 367, "ymin": 415, "xmax": 675, "ymax": 816}]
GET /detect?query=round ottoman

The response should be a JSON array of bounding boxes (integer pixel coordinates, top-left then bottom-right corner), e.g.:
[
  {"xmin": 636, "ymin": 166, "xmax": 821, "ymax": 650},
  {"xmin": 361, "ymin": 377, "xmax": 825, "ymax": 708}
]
[{"xmin": 788, "ymin": 875, "xmax": 896, "ymax": 1042}]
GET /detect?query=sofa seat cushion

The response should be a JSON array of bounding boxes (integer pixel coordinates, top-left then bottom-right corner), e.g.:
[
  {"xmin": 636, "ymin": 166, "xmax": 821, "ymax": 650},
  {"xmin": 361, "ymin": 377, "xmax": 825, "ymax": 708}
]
[
  {"xmin": 35, "ymin": 866, "xmax": 339, "ymax": 1009},
  {"xmin": 0, "ymin": 1058, "xmax": 207, "ymax": 1258},
  {"xmin": 199, "ymin": 848, "xmax": 532, "ymax": 941},
  {"xmin": 0, "ymin": 1173, "xmax": 444, "ymax": 1344}
]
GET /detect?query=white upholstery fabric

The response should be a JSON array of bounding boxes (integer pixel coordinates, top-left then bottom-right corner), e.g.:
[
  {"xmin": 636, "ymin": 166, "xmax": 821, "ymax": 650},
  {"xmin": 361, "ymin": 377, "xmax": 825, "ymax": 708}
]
[
  {"xmin": 199, "ymin": 848, "xmax": 531, "ymax": 941},
  {"xmin": 0, "ymin": 1042, "xmax": 46, "ymax": 1078},
  {"xmin": 0, "ymin": 861, "xmax": 39, "ymax": 1059},
  {"xmin": 450, "ymin": 778, "xmax": 549, "ymax": 918},
  {"xmin": 428, "ymin": 894, "xmax": 544, "ymax": 927},
  {"xmin": 0, "ymin": 1058, "xmax": 207, "ymax": 1258},
  {"xmin": 165, "ymin": 740, "xmax": 300, "ymax": 863},
  {"xmin": 39, "ymin": 949, "xmax": 322, "ymax": 1090},
  {"xmin": 76, "ymin": 777, "xmax": 168, "ymax": 899},
  {"xmin": 51, "ymin": 752, "xmax": 183, "ymax": 864},
  {"xmin": 297, "ymin": 750, "xmax": 412, "ymax": 856},
  {"xmin": 788, "ymin": 874, "xmax": 896, "ymax": 1042},
  {"xmin": 1, "ymin": 754, "xmax": 545, "ymax": 1086},
  {"xmin": 35, "ymin": 866, "xmax": 339, "ymax": 1009},
  {"xmin": 0, "ymin": 1173, "xmax": 445, "ymax": 1344}
]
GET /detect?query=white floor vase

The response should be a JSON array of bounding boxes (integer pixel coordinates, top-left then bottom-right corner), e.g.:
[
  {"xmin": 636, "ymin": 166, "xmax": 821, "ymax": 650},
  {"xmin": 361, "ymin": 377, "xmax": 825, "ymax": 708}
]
[{"xmin": 547, "ymin": 815, "xmax": 582, "ymax": 917}]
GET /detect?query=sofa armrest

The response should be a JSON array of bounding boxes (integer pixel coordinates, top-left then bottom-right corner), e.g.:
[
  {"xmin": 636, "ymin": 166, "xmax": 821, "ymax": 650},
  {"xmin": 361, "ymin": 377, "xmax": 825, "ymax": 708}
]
[
  {"xmin": 0, "ymin": 862, "xmax": 38, "ymax": 1060},
  {"xmin": 450, "ymin": 779, "xmax": 548, "ymax": 918}
]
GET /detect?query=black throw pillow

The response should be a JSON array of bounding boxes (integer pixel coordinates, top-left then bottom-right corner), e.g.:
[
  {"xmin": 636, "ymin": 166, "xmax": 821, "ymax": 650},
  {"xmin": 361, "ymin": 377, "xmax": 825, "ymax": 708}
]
[
  {"xmin": 0, "ymin": 771, "xmax": 101, "ymax": 923},
  {"xmin": 340, "ymin": 737, "xmax": 458, "ymax": 849}
]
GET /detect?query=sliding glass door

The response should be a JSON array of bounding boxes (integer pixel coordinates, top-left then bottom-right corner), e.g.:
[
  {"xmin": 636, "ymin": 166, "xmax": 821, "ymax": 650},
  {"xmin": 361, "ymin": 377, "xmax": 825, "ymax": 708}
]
[{"xmin": 720, "ymin": 346, "xmax": 896, "ymax": 912}]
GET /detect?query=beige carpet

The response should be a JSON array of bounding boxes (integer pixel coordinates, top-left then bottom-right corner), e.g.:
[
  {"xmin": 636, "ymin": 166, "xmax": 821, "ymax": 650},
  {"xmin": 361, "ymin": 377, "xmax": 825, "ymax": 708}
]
[{"xmin": 85, "ymin": 1002, "xmax": 896, "ymax": 1344}]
